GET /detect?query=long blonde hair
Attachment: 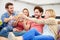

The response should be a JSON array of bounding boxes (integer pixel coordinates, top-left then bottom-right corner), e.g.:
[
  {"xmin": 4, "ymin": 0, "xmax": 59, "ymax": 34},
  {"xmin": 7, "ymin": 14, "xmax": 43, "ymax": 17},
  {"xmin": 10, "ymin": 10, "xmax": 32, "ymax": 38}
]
[
  {"xmin": 46, "ymin": 9, "xmax": 58, "ymax": 40},
  {"xmin": 46, "ymin": 9, "xmax": 56, "ymax": 18}
]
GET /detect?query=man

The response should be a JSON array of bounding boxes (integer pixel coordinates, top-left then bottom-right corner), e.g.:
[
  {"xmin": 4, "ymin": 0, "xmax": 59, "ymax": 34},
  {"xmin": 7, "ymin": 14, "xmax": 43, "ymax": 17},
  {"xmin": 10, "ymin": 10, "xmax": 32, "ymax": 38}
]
[
  {"xmin": 8, "ymin": 6, "xmax": 45, "ymax": 40},
  {"xmin": 27, "ymin": 6, "xmax": 44, "ymax": 33},
  {"xmin": 0, "ymin": 2, "xmax": 16, "ymax": 37}
]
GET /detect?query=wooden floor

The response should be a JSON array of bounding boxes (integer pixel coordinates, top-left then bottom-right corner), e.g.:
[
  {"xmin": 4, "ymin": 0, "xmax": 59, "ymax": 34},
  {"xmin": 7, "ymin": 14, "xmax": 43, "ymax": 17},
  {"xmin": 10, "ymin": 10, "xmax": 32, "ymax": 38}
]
[{"xmin": 0, "ymin": 37, "xmax": 8, "ymax": 40}]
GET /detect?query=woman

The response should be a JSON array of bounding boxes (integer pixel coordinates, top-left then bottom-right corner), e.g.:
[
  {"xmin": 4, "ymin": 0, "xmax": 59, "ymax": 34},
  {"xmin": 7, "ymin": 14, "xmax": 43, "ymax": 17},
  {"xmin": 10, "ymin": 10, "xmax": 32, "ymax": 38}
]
[
  {"xmin": 8, "ymin": 9, "xmax": 58, "ymax": 40},
  {"xmin": 22, "ymin": 8, "xmax": 30, "ymax": 31},
  {"xmin": 12, "ymin": 8, "xmax": 30, "ymax": 36}
]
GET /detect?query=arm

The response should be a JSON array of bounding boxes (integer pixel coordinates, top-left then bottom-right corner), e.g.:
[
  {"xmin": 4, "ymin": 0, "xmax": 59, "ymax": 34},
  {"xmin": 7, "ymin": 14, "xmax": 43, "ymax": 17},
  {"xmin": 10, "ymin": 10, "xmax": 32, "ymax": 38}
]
[
  {"xmin": 18, "ymin": 13, "xmax": 55, "ymax": 24},
  {"xmin": 12, "ymin": 21, "xmax": 18, "ymax": 26},
  {"xmin": 25, "ymin": 16, "xmax": 55, "ymax": 25},
  {"xmin": 23, "ymin": 20, "xmax": 30, "ymax": 31},
  {"xmin": 12, "ymin": 16, "xmax": 20, "ymax": 26},
  {"xmin": 1, "ymin": 14, "xmax": 11, "ymax": 23},
  {"xmin": 25, "ymin": 17, "xmax": 45, "ymax": 24},
  {"xmin": 4, "ymin": 18, "xmax": 11, "ymax": 22}
]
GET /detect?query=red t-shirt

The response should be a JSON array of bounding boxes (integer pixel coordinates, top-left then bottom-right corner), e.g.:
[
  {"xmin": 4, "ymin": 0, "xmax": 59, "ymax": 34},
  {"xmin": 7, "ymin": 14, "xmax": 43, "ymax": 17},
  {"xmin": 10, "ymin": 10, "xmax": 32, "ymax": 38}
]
[
  {"xmin": 27, "ymin": 18, "xmax": 44, "ymax": 33},
  {"xmin": 15, "ymin": 21, "xmax": 24, "ymax": 31}
]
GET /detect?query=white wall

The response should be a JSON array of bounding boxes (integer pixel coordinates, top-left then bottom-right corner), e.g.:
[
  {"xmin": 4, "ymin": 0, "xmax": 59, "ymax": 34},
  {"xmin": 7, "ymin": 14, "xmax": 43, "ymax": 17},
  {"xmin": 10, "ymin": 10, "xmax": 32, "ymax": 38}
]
[
  {"xmin": 0, "ymin": 0, "xmax": 34, "ymax": 19},
  {"xmin": 19, "ymin": 0, "xmax": 60, "ymax": 4},
  {"xmin": 0, "ymin": 0, "xmax": 60, "ymax": 19},
  {"xmin": 41, "ymin": 5, "xmax": 60, "ymax": 16}
]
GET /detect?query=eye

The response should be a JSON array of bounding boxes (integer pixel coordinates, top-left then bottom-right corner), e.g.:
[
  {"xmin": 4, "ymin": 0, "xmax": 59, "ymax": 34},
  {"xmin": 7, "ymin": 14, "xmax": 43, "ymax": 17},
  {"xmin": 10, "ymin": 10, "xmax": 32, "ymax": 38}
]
[{"xmin": 35, "ymin": 12, "xmax": 38, "ymax": 13}]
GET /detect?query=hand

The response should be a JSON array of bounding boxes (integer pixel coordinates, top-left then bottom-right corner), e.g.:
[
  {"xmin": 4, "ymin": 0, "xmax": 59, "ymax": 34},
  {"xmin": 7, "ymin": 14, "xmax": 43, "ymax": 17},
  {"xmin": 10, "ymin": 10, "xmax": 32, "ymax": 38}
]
[
  {"xmin": 13, "ymin": 28, "xmax": 20, "ymax": 32},
  {"xmin": 12, "ymin": 21, "xmax": 17, "ymax": 26},
  {"xmin": 13, "ymin": 28, "xmax": 17, "ymax": 31},
  {"xmin": 17, "ymin": 13, "xmax": 28, "ymax": 20},
  {"xmin": 9, "ymin": 15, "xmax": 15, "ymax": 20}
]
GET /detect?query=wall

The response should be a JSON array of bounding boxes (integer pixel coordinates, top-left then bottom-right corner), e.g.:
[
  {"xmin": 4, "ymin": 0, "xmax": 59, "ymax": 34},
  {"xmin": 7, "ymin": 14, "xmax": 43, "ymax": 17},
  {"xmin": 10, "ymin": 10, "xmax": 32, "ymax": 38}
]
[{"xmin": 0, "ymin": 0, "xmax": 60, "ymax": 20}]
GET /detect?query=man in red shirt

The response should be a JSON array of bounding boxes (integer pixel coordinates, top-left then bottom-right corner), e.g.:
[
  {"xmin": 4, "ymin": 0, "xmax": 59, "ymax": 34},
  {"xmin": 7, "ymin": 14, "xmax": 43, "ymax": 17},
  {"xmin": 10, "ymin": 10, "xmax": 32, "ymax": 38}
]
[
  {"xmin": 8, "ymin": 6, "xmax": 45, "ymax": 40},
  {"xmin": 27, "ymin": 6, "xmax": 44, "ymax": 33}
]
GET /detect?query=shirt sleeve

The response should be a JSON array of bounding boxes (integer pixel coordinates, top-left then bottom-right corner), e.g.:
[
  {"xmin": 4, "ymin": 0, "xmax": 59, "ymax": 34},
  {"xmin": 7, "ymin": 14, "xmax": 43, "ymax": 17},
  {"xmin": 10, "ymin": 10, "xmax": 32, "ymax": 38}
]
[
  {"xmin": 1, "ymin": 14, "xmax": 6, "ymax": 22},
  {"xmin": 33, "ymin": 18, "xmax": 55, "ymax": 25}
]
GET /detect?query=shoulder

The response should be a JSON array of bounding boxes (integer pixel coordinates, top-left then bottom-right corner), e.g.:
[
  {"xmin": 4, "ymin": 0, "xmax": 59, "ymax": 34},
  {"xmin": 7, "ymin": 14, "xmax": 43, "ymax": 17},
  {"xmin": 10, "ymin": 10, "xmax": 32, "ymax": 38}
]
[
  {"xmin": 2, "ymin": 12, "xmax": 8, "ymax": 16},
  {"xmin": 1, "ymin": 13, "xmax": 8, "ymax": 18}
]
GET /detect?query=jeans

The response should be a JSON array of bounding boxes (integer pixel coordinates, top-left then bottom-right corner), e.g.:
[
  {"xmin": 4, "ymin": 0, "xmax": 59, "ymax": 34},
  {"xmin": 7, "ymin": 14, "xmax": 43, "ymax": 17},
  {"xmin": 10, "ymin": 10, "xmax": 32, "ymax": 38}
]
[
  {"xmin": 0, "ymin": 26, "xmax": 26, "ymax": 38},
  {"xmin": 13, "ymin": 30, "xmax": 26, "ymax": 36},
  {"xmin": 0, "ymin": 26, "xmax": 13, "ymax": 37},
  {"xmin": 0, "ymin": 20, "xmax": 26, "ymax": 37},
  {"xmin": 0, "ymin": 19, "xmax": 14, "ymax": 37},
  {"xmin": 22, "ymin": 28, "xmax": 54, "ymax": 40}
]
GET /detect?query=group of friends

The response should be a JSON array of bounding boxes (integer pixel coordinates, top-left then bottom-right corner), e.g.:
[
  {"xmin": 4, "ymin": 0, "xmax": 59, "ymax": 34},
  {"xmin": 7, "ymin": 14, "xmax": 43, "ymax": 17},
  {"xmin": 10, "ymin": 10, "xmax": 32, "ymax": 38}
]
[{"xmin": 0, "ymin": 2, "xmax": 59, "ymax": 40}]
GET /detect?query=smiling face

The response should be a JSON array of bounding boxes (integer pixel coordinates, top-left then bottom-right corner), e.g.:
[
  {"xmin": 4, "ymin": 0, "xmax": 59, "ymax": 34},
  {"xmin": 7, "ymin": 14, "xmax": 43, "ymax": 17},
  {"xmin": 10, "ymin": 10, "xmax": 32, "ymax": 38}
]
[
  {"xmin": 23, "ymin": 8, "xmax": 29, "ymax": 17},
  {"xmin": 7, "ymin": 5, "xmax": 14, "ymax": 14},
  {"xmin": 23, "ymin": 10, "xmax": 29, "ymax": 16},
  {"xmin": 34, "ymin": 9, "xmax": 42, "ymax": 18},
  {"xmin": 5, "ymin": 3, "xmax": 14, "ymax": 14},
  {"xmin": 34, "ymin": 6, "xmax": 43, "ymax": 18}
]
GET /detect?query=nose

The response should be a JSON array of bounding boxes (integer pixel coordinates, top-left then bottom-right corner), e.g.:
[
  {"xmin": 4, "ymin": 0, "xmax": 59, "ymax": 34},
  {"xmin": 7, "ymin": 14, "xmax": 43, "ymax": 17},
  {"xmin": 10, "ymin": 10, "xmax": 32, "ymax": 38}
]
[{"xmin": 35, "ymin": 13, "xmax": 37, "ymax": 15}]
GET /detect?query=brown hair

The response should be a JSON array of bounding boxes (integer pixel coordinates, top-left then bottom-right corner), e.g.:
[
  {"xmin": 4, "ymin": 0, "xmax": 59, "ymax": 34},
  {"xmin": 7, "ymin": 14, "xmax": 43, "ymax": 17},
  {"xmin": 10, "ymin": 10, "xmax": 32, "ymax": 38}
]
[
  {"xmin": 23, "ymin": 8, "xmax": 29, "ymax": 17},
  {"xmin": 5, "ymin": 2, "xmax": 13, "ymax": 9},
  {"xmin": 46, "ymin": 9, "xmax": 56, "ymax": 18},
  {"xmin": 34, "ymin": 6, "xmax": 43, "ymax": 13}
]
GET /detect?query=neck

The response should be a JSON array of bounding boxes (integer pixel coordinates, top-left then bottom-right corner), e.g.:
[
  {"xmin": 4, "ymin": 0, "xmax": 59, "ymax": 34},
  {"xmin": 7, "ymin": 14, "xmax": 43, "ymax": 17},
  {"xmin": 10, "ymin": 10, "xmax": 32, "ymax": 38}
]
[
  {"xmin": 36, "ymin": 16, "xmax": 42, "ymax": 19},
  {"xmin": 8, "ymin": 12, "xmax": 13, "ymax": 16},
  {"xmin": 44, "ymin": 17, "xmax": 47, "ymax": 19}
]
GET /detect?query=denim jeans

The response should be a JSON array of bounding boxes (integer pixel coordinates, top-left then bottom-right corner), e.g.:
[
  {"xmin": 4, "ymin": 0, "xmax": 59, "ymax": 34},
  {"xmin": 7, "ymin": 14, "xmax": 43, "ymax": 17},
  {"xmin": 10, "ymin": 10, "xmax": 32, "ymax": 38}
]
[
  {"xmin": 0, "ymin": 20, "xmax": 26, "ymax": 37},
  {"xmin": 0, "ymin": 26, "xmax": 26, "ymax": 38},
  {"xmin": 22, "ymin": 28, "xmax": 54, "ymax": 40},
  {"xmin": 0, "ymin": 26, "xmax": 13, "ymax": 37}
]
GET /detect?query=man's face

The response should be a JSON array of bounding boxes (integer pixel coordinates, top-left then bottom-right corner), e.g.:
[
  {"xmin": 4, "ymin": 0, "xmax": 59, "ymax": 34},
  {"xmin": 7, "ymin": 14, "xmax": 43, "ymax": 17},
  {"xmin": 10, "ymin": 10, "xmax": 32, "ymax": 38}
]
[
  {"xmin": 6, "ymin": 5, "xmax": 14, "ymax": 14},
  {"xmin": 34, "ymin": 9, "xmax": 42, "ymax": 18}
]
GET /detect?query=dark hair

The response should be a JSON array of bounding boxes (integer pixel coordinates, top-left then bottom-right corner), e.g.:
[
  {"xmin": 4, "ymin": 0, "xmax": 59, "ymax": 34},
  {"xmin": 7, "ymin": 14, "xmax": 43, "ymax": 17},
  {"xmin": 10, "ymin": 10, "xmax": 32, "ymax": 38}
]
[
  {"xmin": 34, "ymin": 6, "xmax": 43, "ymax": 13},
  {"xmin": 5, "ymin": 2, "xmax": 13, "ymax": 9},
  {"xmin": 23, "ymin": 8, "xmax": 29, "ymax": 16}
]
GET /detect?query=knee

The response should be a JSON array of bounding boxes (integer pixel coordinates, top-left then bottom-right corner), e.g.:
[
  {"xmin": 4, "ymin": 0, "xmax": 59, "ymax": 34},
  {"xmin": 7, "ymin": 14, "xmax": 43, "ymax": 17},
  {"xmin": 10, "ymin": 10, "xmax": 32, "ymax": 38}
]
[{"xmin": 3, "ymin": 27, "xmax": 7, "ymax": 31}]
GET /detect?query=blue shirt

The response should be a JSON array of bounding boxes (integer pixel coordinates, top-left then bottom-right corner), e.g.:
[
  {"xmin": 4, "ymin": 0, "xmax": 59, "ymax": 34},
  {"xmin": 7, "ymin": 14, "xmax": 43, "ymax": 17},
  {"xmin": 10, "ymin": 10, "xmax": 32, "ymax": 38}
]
[{"xmin": 1, "ymin": 12, "xmax": 16, "ymax": 27}]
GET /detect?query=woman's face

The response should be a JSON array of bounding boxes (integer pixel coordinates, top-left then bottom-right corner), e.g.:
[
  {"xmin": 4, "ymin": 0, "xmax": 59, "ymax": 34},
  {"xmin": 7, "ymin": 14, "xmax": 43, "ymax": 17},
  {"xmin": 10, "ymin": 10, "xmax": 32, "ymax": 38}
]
[
  {"xmin": 23, "ymin": 10, "xmax": 29, "ymax": 16},
  {"xmin": 44, "ymin": 11, "xmax": 50, "ymax": 18}
]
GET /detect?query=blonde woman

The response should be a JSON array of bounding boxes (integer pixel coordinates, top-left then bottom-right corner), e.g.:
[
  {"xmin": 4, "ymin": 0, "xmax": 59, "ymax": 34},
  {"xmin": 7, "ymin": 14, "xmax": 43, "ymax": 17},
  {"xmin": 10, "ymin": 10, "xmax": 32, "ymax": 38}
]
[{"xmin": 8, "ymin": 9, "xmax": 58, "ymax": 40}]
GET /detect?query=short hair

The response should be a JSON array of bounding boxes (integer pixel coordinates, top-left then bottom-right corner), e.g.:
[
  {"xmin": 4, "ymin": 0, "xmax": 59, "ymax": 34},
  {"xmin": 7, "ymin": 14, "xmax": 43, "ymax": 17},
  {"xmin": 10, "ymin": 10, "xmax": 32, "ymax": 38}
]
[
  {"xmin": 23, "ymin": 8, "xmax": 29, "ymax": 16},
  {"xmin": 34, "ymin": 6, "xmax": 43, "ymax": 13},
  {"xmin": 46, "ymin": 9, "xmax": 56, "ymax": 18},
  {"xmin": 5, "ymin": 2, "xmax": 13, "ymax": 9}
]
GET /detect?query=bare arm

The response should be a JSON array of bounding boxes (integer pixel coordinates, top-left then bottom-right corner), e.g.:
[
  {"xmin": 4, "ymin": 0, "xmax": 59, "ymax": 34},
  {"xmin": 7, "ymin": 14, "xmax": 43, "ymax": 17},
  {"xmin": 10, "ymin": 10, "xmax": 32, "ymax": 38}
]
[
  {"xmin": 4, "ymin": 18, "xmax": 11, "ymax": 22},
  {"xmin": 23, "ymin": 20, "xmax": 30, "ymax": 31},
  {"xmin": 25, "ymin": 16, "xmax": 55, "ymax": 25},
  {"xmin": 18, "ymin": 13, "xmax": 55, "ymax": 24},
  {"xmin": 4, "ymin": 16, "xmax": 15, "ymax": 22}
]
